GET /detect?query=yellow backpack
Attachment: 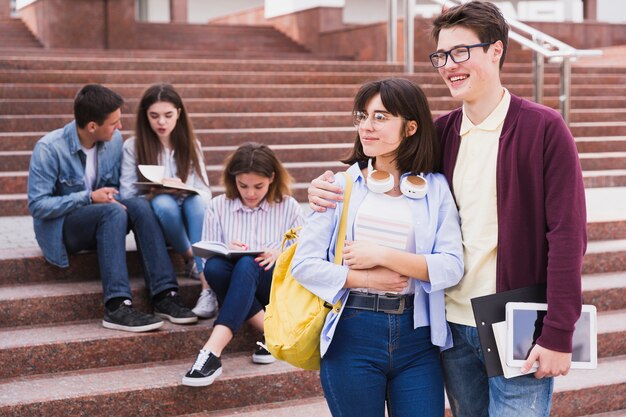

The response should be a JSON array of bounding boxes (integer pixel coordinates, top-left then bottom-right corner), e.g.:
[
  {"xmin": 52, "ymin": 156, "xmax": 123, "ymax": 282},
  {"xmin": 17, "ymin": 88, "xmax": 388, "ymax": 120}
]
[{"xmin": 264, "ymin": 172, "xmax": 353, "ymax": 370}]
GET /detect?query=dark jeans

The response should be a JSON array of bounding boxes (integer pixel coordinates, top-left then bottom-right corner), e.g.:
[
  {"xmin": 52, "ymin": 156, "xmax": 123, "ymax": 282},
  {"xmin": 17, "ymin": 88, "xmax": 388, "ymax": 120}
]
[
  {"xmin": 320, "ymin": 307, "xmax": 444, "ymax": 417},
  {"xmin": 204, "ymin": 255, "xmax": 273, "ymax": 334},
  {"xmin": 63, "ymin": 197, "xmax": 178, "ymax": 303}
]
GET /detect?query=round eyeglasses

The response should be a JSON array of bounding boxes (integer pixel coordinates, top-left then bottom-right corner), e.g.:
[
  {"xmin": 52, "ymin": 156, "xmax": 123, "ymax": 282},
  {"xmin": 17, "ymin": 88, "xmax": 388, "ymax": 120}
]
[
  {"xmin": 353, "ymin": 111, "xmax": 401, "ymax": 131},
  {"xmin": 429, "ymin": 41, "xmax": 496, "ymax": 68}
]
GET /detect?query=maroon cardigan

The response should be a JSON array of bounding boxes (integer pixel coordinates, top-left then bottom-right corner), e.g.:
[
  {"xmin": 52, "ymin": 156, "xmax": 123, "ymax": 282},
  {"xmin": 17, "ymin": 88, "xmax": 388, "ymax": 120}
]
[{"xmin": 436, "ymin": 94, "xmax": 587, "ymax": 353}]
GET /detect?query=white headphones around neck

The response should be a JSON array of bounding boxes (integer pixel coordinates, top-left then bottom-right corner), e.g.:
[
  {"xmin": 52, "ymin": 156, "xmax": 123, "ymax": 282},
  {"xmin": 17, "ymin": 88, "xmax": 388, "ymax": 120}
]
[{"xmin": 366, "ymin": 159, "xmax": 428, "ymax": 199}]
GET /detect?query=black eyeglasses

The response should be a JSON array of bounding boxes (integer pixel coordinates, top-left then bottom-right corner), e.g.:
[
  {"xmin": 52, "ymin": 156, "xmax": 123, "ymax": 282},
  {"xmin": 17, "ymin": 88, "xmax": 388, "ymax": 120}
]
[{"xmin": 429, "ymin": 41, "xmax": 496, "ymax": 68}]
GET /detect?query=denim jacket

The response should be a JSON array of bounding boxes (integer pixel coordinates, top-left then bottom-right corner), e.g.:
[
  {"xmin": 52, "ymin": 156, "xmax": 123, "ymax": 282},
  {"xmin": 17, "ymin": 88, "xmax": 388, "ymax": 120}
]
[
  {"xmin": 27, "ymin": 121, "xmax": 123, "ymax": 267},
  {"xmin": 290, "ymin": 163, "xmax": 464, "ymax": 356}
]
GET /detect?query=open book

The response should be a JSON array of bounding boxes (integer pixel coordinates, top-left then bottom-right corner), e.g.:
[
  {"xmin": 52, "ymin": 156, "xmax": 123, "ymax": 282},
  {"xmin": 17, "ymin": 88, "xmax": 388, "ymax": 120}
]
[
  {"xmin": 192, "ymin": 241, "xmax": 263, "ymax": 260},
  {"xmin": 135, "ymin": 165, "xmax": 198, "ymax": 193}
]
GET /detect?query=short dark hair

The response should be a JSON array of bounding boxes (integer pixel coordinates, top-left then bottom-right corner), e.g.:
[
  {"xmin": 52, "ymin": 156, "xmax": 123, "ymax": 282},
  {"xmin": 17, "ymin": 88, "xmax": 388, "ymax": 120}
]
[
  {"xmin": 74, "ymin": 84, "xmax": 124, "ymax": 128},
  {"xmin": 342, "ymin": 78, "xmax": 440, "ymax": 174},
  {"xmin": 223, "ymin": 142, "xmax": 293, "ymax": 203},
  {"xmin": 431, "ymin": 1, "xmax": 509, "ymax": 69}
]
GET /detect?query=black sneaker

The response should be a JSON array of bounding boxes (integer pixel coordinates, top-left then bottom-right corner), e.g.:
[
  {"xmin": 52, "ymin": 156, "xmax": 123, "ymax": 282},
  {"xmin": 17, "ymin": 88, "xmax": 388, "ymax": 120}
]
[
  {"xmin": 153, "ymin": 291, "xmax": 198, "ymax": 324},
  {"xmin": 182, "ymin": 350, "xmax": 223, "ymax": 387},
  {"xmin": 252, "ymin": 336, "xmax": 276, "ymax": 364},
  {"xmin": 102, "ymin": 300, "xmax": 163, "ymax": 333}
]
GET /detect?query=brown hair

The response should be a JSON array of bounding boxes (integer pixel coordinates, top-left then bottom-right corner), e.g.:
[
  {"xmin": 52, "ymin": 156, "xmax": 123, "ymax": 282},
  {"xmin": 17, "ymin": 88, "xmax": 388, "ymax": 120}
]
[
  {"xmin": 342, "ymin": 78, "xmax": 440, "ymax": 174},
  {"xmin": 222, "ymin": 142, "xmax": 293, "ymax": 204},
  {"xmin": 134, "ymin": 83, "xmax": 206, "ymax": 184},
  {"xmin": 431, "ymin": 1, "xmax": 509, "ymax": 69}
]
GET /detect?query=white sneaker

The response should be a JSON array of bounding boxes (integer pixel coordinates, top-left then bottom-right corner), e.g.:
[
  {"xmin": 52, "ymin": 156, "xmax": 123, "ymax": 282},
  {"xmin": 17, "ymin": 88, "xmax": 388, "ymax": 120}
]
[
  {"xmin": 185, "ymin": 259, "xmax": 202, "ymax": 280},
  {"xmin": 192, "ymin": 288, "xmax": 218, "ymax": 319}
]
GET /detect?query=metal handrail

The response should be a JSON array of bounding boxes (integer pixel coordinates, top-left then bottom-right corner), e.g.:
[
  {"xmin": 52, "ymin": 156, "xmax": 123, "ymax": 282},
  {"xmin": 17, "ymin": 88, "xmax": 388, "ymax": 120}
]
[{"xmin": 389, "ymin": 0, "xmax": 603, "ymax": 124}]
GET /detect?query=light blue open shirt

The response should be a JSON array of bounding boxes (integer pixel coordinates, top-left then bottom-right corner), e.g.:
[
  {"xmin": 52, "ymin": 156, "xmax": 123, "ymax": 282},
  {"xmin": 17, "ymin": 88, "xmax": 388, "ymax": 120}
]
[{"xmin": 290, "ymin": 162, "xmax": 464, "ymax": 357}]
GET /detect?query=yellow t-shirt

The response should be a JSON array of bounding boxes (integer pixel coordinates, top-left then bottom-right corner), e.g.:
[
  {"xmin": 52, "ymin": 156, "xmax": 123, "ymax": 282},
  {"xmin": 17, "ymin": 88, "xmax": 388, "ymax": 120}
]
[{"xmin": 445, "ymin": 89, "xmax": 511, "ymax": 327}]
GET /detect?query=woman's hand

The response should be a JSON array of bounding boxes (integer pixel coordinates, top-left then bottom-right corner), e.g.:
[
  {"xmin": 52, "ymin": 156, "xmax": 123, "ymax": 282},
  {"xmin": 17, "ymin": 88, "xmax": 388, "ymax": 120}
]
[
  {"xmin": 359, "ymin": 266, "xmax": 409, "ymax": 293},
  {"xmin": 229, "ymin": 240, "xmax": 248, "ymax": 251},
  {"xmin": 343, "ymin": 240, "xmax": 385, "ymax": 270},
  {"xmin": 256, "ymin": 248, "xmax": 281, "ymax": 271}
]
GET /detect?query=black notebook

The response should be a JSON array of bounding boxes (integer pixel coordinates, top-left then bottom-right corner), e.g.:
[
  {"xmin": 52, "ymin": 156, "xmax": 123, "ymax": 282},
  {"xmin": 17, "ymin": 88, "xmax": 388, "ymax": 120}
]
[{"xmin": 470, "ymin": 284, "xmax": 547, "ymax": 377}]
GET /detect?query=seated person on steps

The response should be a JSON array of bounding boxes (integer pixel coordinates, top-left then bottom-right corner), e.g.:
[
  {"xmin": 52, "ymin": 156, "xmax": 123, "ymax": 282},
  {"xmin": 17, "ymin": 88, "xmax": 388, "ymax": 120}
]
[
  {"xmin": 120, "ymin": 83, "xmax": 218, "ymax": 319},
  {"xmin": 182, "ymin": 142, "xmax": 304, "ymax": 387},
  {"xmin": 27, "ymin": 84, "xmax": 197, "ymax": 333}
]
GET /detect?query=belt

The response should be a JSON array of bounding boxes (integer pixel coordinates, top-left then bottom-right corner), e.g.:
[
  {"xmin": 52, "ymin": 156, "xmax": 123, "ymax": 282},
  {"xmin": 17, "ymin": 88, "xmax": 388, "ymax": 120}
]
[{"xmin": 345, "ymin": 292, "xmax": 413, "ymax": 314}]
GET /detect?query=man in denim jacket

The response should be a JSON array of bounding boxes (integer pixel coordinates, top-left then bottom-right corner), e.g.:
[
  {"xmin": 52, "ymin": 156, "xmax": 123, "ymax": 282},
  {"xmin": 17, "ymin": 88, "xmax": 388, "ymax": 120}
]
[{"xmin": 27, "ymin": 84, "xmax": 197, "ymax": 332}]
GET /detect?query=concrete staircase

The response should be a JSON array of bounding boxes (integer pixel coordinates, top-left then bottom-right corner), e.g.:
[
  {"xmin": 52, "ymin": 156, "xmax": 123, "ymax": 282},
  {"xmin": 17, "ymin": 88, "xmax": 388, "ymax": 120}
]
[
  {"xmin": 0, "ymin": 38, "xmax": 625, "ymax": 417},
  {"xmin": 0, "ymin": 17, "xmax": 41, "ymax": 49}
]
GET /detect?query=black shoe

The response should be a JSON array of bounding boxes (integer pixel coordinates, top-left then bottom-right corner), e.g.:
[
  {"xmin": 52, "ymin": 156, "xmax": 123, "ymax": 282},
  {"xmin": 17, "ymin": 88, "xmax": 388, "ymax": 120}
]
[
  {"xmin": 182, "ymin": 350, "xmax": 223, "ymax": 387},
  {"xmin": 102, "ymin": 300, "xmax": 163, "ymax": 333},
  {"xmin": 154, "ymin": 291, "xmax": 198, "ymax": 324},
  {"xmin": 252, "ymin": 336, "xmax": 276, "ymax": 364}
]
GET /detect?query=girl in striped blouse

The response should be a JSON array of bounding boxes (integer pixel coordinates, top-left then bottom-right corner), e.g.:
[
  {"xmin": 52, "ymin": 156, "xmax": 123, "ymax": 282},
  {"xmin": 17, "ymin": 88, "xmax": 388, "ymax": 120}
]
[{"xmin": 182, "ymin": 142, "xmax": 304, "ymax": 387}]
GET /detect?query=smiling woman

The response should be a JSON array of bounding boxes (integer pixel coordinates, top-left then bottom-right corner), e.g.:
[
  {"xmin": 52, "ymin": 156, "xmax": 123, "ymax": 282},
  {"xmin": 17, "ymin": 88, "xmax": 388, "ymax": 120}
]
[{"xmin": 289, "ymin": 77, "xmax": 464, "ymax": 417}]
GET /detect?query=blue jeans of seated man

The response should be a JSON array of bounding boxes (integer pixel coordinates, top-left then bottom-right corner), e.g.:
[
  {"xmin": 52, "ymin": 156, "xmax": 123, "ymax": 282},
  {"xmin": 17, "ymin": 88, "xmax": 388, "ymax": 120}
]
[
  {"xmin": 320, "ymin": 307, "xmax": 444, "ymax": 417},
  {"xmin": 442, "ymin": 322, "xmax": 553, "ymax": 417},
  {"xmin": 203, "ymin": 256, "xmax": 273, "ymax": 334},
  {"xmin": 62, "ymin": 197, "xmax": 178, "ymax": 304},
  {"xmin": 151, "ymin": 193, "xmax": 206, "ymax": 272}
]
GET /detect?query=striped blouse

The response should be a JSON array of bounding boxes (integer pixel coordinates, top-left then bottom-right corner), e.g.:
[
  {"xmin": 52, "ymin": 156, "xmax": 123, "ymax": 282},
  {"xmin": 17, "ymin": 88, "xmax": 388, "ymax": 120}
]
[{"xmin": 201, "ymin": 194, "xmax": 304, "ymax": 251}]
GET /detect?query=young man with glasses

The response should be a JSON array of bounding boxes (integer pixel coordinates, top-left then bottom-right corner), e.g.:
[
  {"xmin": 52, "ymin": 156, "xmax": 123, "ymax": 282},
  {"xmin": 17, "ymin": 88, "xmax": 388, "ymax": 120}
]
[{"xmin": 306, "ymin": 2, "xmax": 586, "ymax": 416}]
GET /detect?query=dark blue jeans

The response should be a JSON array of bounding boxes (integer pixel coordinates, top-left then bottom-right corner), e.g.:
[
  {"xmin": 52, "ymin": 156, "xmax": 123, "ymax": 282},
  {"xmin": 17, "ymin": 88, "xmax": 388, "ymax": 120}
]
[
  {"xmin": 442, "ymin": 322, "xmax": 553, "ymax": 417},
  {"xmin": 320, "ymin": 307, "xmax": 444, "ymax": 417},
  {"xmin": 63, "ymin": 197, "xmax": 178, "ymax": 303},
  {"xmin": 204, "ymin": 256, "xmax": 273, "ymax": 333}
]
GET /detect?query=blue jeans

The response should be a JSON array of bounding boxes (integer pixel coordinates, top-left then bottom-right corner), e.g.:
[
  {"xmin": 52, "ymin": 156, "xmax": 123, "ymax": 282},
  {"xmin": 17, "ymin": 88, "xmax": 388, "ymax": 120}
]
[
  {"xmin": 151, "ymin": 193, "xmax": 206, "ymax": 272},
  {"xmin": 442, "ymin": 322, "xmax": 553, "ymax": 417},
  {"xmin": 320, "ymin": 307, "xmax": 444, "ymax": 417},
  {"xmin": 204, "ymin": 256, "xmax": 273, "ymax": 333},
  {"xmin": 62, "ymin": 197, "xmax": 178, "ymax": 303}
]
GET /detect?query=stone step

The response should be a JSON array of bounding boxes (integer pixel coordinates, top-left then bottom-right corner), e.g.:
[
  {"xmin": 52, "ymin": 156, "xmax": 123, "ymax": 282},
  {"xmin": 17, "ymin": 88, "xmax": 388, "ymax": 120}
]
[
  {"xmin": 550, "ymin": 355, "xmax": 626, "ymax": 416},
  {"xmin": 584, "ymin": 239, "xmax": 626, "ymax": 274},
  {"xmin": 0, "ymin": 276, "xmax": 201, "ymax": 328},
  {"xmin": 0, "ymin": 97, "xmax": 356, "ymax": 115},
  {"xmin": 2, "ymin": 128, "xmax": 625, "ymax": 154},
  {"xmin": 577, "ymin": 410, "xmax": 626, "ymax": 417},
  {"xmin": 570, "ymin": 122, "xmax": 626, "ymax": 137},
  {"xmin": 1, "ymin": 300, "xmax": 622, "ymax": 382},
  {"xmin": 4, "ymin": 82, "xmax": 626, "ymax": 100},
  {"xmin": 0, "ymin": 69, "xmax": 571, "ymax": 85},
  {"xmin": 194, "ymin": 397, "xmax": 331, "ymax": 417},
  {"xmin": 0, "ymin": 354, "xmax": 323, "ymax": 417},
  {"xmin": 0, "ymin": 46, "xmax": 352, "ymax": 61},
  {"xmin": 0, "ymin": 319, "xmax": 261, "ymax": 380},
  {"xmin": 0, "ymin": 353, "xmax": 622, "ymax": 417},
  {"xmin": 19, "ymin": 55, "xmax": 605, "ymax": 74},
  {"xmin": 582, "ymin": 272, "xmax": 626, "ymax": 312},
  {"xmin": 1, "ymin": 173, "xmax": 625, "ymax": 218},
  {"xmin": 1, "ymin": 145, "xmax": 624, "ymax": 179},
  {"xmin": 0, "ymin": 257, "xmax": 622, "ymax": 327},
  {"xmin": 3, "ymin": 65, "xmax": 626, "ymax": 84},
  {"xmin": 4, "ymin": 96, "xmax": 626, "ymax": 117},
  {"xmin": 584, "ymin": 170, "xmax": 626, "ymax": 188},
  {"xmin": 0, "ymin": 56, "xmax": 402, "ymax": 72},
  {"xmin": 587, "ymin": 219, "xmax": 626, "ymax": 241},
  {"xmin": 3, "ymin": 109, "xmax": 626, "ymax": 134},
  {"xmin": 576, "ymin": 137, "xmax": 626, "ymax": 153}
]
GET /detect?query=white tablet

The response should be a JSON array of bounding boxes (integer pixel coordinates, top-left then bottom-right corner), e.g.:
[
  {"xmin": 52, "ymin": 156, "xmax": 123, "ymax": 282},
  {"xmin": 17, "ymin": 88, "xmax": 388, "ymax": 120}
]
[{"xmin": 505, "ymin": 302, "xmax": 597, "ymax": 369}]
